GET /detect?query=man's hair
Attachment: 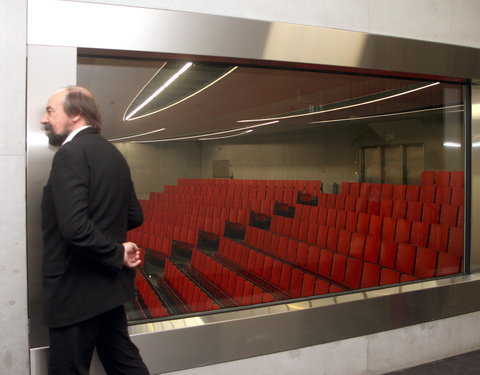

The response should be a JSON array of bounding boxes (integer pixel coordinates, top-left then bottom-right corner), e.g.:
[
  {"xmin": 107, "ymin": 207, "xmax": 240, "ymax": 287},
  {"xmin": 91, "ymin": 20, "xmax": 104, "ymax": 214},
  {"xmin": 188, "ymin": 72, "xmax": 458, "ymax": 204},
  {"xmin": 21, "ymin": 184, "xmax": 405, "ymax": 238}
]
[{"xmin": 63, "ymin": 86, "xmax": 102, "ymax": 132}]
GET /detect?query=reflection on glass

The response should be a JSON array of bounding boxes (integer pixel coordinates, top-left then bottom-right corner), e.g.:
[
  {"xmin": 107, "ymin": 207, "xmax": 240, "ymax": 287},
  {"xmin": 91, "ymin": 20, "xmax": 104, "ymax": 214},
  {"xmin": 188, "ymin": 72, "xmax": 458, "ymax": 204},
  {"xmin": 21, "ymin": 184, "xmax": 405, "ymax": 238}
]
[{"xmin": 77, "ymin": 56, "xmax": 465, "ymax": 323}]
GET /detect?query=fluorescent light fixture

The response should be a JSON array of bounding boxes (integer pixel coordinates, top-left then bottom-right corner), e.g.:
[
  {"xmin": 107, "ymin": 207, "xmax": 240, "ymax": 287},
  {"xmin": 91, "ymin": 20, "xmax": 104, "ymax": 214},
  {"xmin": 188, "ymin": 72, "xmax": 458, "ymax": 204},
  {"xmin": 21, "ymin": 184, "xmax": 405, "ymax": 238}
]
[
  {"xmin": 134, "ymin": 121, "xmax": 279, "ymax": 143},
  {"xmin": 238, "ymin": 82, "xmax": 440, "ymax": 123},
  {"xmin": 108, "ymin": 127, "xmax": 166, "ymax": 142},
  {"xmin": 443, "ymin": 142, "xmax": 461, "ymax": 148},
  {"xmin": 124, "ymin": 62, "xmax": 193, "ymax": 121},
  {"xmin": 473, "ymin": 142, "xmax": 480, "ymax": 148},
  {"xmin": 199, "ymin": 129, "xmax": 253, "ymax": 140},
  {"xmin": 309, "ymin": 105, "xmax": 464, "ymax": 124}
]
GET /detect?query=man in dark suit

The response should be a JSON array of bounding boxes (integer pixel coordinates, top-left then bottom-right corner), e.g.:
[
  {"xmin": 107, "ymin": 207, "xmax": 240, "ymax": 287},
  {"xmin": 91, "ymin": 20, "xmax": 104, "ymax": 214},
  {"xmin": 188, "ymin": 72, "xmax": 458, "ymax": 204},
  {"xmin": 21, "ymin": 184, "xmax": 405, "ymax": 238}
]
[{"xmin": 41, "ymin": 86, "xmax": 150, "ymax": 375}]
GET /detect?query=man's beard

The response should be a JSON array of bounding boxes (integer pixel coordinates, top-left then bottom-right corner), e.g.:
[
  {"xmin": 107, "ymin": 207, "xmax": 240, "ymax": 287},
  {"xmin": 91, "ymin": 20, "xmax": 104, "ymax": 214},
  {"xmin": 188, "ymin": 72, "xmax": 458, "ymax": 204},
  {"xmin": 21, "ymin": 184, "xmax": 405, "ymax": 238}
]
[{"xmin": 43, "ymin": 124, "xmax": 69, "ymax": 147}]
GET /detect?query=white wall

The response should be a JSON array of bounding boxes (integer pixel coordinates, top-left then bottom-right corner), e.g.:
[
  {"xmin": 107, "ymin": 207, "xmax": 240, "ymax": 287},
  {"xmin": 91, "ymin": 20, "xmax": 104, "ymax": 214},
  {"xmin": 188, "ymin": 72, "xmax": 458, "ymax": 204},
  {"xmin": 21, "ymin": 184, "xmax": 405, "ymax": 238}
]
[
  {"xmin": 71, "ymin": 0, "xmax": 480, "ymax": 49},
  {"xmin": 0, "ymin": 1, "xmax": 29, "ymax": 374}
]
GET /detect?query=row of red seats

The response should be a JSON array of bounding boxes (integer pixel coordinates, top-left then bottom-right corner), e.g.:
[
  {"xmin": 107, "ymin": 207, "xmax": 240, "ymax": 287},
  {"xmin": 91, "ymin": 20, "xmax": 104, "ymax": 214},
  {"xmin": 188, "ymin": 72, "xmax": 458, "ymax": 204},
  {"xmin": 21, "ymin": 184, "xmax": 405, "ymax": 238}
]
[
  {"xmin": 135, "ymin": 270, "xmax": 169, "ymax": 318},
  {"xmin": 163, "ymin": 259, "xmax": 220, "ymax": 312},
  {"xmin": 269, "ymin": 213, "xmax": 463, "ymax": 254},
  {"xmin": 340, "ymin": 183, "xmax": 463, "ymax": 206},
  {"xmin": 243, "ymin": 226, "xmax": 461, "ymax": 289},
  {"xmin": 191, "ymin": 249, "xmax": 277, "ymax": 305},
  {"xmin": 292, "ymin": 201, "xmax": 462, "ymax": 231},
  {"xmin": 218, "ymin": 237, "xmax": 344, "ymax": 296},
  {"xmin": 421, "ymin": 171, "xmax": 464, "ymax": 187},
  {"xmin": 177, "ymin": 178, "xmax": 322, "ymax": 193}
]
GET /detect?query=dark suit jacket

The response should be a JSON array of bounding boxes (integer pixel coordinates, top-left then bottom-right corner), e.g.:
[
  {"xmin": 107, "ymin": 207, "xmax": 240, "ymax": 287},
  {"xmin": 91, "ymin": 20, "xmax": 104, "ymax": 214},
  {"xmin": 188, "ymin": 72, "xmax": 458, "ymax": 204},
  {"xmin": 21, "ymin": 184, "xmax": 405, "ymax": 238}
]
[{"xmin": 41, "ymin": 128, "xmax": 143, "ymax": 328}]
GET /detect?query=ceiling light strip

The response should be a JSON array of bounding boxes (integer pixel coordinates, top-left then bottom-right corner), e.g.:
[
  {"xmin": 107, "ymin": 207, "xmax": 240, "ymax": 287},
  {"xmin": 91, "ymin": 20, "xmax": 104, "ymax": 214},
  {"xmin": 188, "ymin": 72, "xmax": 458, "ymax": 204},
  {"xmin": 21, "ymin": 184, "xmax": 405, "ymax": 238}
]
[
  {"xmin": 309, "ymin": 104, "xmax": 464, "ymax": 124},
  {"xmin": 134, "ymin": 120, "xmax": 279, "ymax": 143},
  {"xmin": 108, "ymin": 127, "xmax": 166, "ymax": 142},
  {"xmin": 125, "ymin": 66, "xmax": 238, "ymax": 122},
  {"xmin": 199, "ymin": 129, "xmax": 253, "ymax": 140},
  {"xmin": 125, "ymin": 61, "xmax": 193, "ymax": 121},
  {"xmin": 237, "ymin": 82, "xmax": 441, "ymax": 123}
]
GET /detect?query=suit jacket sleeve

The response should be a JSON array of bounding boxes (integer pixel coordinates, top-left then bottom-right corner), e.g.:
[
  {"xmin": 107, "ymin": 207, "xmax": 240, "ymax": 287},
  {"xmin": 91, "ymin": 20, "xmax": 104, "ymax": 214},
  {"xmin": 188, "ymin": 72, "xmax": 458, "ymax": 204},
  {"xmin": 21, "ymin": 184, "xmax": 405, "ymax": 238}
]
[
  {"xmin": 128, "ymin": 181, "xmax": 143, "ymax": 230},
  {"xmin": 49, "ymin": 146, "xmax": 124, "ymax": 271}
]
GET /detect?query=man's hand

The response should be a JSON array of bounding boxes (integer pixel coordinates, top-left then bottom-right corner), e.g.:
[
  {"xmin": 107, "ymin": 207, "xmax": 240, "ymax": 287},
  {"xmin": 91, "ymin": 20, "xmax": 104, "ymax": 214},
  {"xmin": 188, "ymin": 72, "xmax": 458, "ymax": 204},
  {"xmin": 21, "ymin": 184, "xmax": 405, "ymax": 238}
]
[{"xmin": 123, "ymin": 242, "xmax": 142, "ymax": 268}]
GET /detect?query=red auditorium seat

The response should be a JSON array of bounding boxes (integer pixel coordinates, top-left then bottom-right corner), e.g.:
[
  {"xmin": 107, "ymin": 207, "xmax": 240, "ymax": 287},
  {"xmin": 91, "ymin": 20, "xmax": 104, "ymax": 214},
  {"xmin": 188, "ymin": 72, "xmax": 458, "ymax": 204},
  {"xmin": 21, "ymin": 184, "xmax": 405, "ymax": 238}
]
[
  {"xmin": 262, "ymin": 256, "xmax": 274, "ymax": 281},
  {"xmin": 364, "ymin": 235, "xmax": 381, "ymax": 263},
  {"xmin": 436, "ymin": 171, "xmax": 451, "ymax": 186},
  {"xmin": 345, "ymin": 195, "xmax": 357, "ymax": 211},
  {"xmin": 380, "ymin": 268, "xmax": 401, "ymax": 285},
  {"xmin": 296, "ymin": 242, "xmax": 309, "ymax": 268},
  {"xmin": 286, "ymin": 239, "xmax": 299, "ymax": 264},
  {"xmin": 335, "ymin": 210, "xmax": 347, "ymax": 229},
  {"xmin": 290, "ymin": 268, "xmax": 304, "ymax": 298},
  {"xmin": 349, "ymin": 232, "xmax": 366, "ymax": 259},
  {"xmin": 422, "ymin": 203, "xmax": 440, "ymax": 224},
  {"xmin": 440, "ymin": 204, "xmax": 459, "ymax": 227},
  {"xmin": 299, "ymin": 221, "xmax": 309, "ymax": 242},
  {"xmin": 357, "ymin": 212, "xmax": 371, "ymax": 234},
  {"xmin": 429, "ymin": 224, "xmax": 448, "ymax": 252},
  {"xmin": 367, "ymin": 199, "xmax": 380, "ymax": 215},
  {"xmin": 335, "ymin": 194, "xmax": 346, "ymax": 210},
  {"xmin": 344, "ymin": 257, "xmax": 363, "ymax": 289},
  {"xmin": 396, "ymin": 243, "xmax": 416, "ymax": 274},
  {"xmin": 360, "ymin": 263, "xmax": 380, "ymax": 288},
  {"xmin": 278, "ymin": 236, "xmax": 289, "ymax": 259},
  {"xmin": 410, "ymin": 221, "xmax": 429, "ymax": 248},
  {"xmin": 395, "ymin": 219, "xmax": 412, "ymax": 244},
  {"xmin": 326, "ymin": 227, "xmax": 340, "ymax": 251},
  {"xmin": 306, "ymin": 245, "xmax": 321, "ymax": 273},
  {"xmin": 414, "ymin": 247, "xmax": 437, "ymax": 278},
  {"xmin": 345, "ymin": 211, "xmax": 359, "ymax": 232},
  {"xmin": 437, "ymin": 253, "xmax": 462, "ymax": 276},
  {"xmin": 270, "ymin": 260, "xmax": 283, "ymax": 286},
  {"xmin": 406, "ymin": 185, "xmax": 420, "ymax": 201},
  {"xmin": 380, "ymin": 239, "xmax": 397, "ymax": 268},
  {"xmin": 307, "ymin": 222, "xmax": 319, "ymax": 245},
  {"xmin": 341, "ymin": 182, "xmax": 351, "ymax": 195},
  {"xmin": 392, "ymin": 200, "xmax": 407, "ymax": 219},
  {"xmin": 379, "ymin": 199, "xmax": 393, "ymax": 217},
  {"xmin": 355, "ymin": 196, "xmax": 368, "ymax": 213},
  {"xmin": 279, "ymin": 264, "xmax": 293, "ymax": 292},
  {"xmin": 381, "ymin": 184, "xmax": 393, "ymax": 200},
  {"xmin": 330, "ymin": 254, "xmax": 347, "ymax": 284},
  {"xmin": 382, "ymin": 217, "xmax": 397, "ymax": 241},
  {"xmin": 326, "ymin": 194, "xmax": 337, "ymax": 209},
  {"xmin": 447, "ymin": 226, "xmax": 464, "ymax": 256},
  {"xmin": 301, "ymin": 274, "xmax": 316, "ymax": 297},
  {"xmin": 406, "ymin": 201, "xmax": 423, "ymax": 222},
  {"xmin": 393, "ymin": 185, "xmax": 407, "ymax": 200},
  {"xmin": 450, "ymin": 171, "xmax": 464, "ymax": 187},
  {"xmin": 368, "ymin": 215, "xmax": 383, "ymax": 237},
  {"xmin": 369, "ymin": 184, "xmax": 382, "ymax": 200},
  {"xmin": 350, "ymin": 182, "xmax": 361, "ymax": 197},
  {"xmin": 241, "ymin": 281, "xmax": 254, "ymax": 305},
  {"xmin": 317, "ymin": 207, "xmax": 328, "ymax": 225},
  {"xmin": 326, "ymin": 208, "xmax": 337, "ymax": 227},
  {"xmin": 421, "ymin": 171, "xmax": 436, "ymax": 186},
  {"xmin": 318, "ymin": 249, "xmax": 333, "ymax": 277},
  {"xmin": 436, "ymin": 186, "xmax": 452, "ymax": 205},
  {"xmin": 314, "ymin": 279, "xmax": 330, "ymax": 295},
  {"xmin": 419, "ymin": 185, "xmax": 436, "ymax": 203},
  {"xmin": 360, "ymin": 183, "xmax": 371, "ymax": 197},
  {"xmin": 316, "ymin": 225, "xmax": 328, "ymax": 248},
  {"xmin": 337, "ymin": 229, "xmax": 352, "ymax": 255}
]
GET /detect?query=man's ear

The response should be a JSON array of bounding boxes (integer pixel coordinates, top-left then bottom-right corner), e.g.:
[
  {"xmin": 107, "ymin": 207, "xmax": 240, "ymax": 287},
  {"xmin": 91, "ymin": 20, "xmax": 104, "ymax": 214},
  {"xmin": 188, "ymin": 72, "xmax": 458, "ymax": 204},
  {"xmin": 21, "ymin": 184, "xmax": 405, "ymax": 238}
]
[{"xmin": 71, "ymin": 113, "xmax": 82, "ymax": 123}]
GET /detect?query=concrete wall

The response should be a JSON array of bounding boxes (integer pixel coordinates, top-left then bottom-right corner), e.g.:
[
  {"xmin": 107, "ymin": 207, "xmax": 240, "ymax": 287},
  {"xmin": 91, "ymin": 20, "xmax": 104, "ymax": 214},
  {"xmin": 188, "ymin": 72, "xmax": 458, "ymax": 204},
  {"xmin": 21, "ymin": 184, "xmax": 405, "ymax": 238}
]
[{"xmin": 0, "ymin": 1, "xmax": 29, "ymax": 374}]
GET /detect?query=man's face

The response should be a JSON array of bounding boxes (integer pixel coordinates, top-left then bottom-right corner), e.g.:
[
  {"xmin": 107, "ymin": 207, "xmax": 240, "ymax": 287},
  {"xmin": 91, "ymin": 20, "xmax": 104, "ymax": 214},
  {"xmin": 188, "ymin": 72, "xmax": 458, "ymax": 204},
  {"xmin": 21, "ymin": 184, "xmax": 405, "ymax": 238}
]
[{"xmin": 41, "ymin": 90, "xmax": 73, "ymax": 146}]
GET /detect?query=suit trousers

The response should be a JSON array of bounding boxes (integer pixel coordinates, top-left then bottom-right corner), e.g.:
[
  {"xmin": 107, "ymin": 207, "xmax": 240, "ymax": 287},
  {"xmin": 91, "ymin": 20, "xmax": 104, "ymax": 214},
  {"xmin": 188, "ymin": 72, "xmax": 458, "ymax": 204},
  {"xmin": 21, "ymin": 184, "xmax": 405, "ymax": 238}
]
[{"xmin": 48, "ymin": 306, "xmax": 150, "ymax": 375}]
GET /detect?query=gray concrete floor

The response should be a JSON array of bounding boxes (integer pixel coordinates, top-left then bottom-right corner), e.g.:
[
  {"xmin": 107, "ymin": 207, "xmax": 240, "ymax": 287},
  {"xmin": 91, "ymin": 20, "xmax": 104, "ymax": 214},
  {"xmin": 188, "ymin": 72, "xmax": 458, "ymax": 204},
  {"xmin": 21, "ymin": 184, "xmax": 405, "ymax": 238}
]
[{"xmin": 384, "ymin": 349, "xmax": 480, "ymax": 374}]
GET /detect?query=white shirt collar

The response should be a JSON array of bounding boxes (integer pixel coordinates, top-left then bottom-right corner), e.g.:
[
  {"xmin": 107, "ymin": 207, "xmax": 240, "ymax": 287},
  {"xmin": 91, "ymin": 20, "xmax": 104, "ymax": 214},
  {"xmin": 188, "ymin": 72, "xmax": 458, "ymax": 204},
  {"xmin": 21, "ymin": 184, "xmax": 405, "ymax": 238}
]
[{"xmin": 62, "ymin": 125, "xmax": 92, "ymax": 146}]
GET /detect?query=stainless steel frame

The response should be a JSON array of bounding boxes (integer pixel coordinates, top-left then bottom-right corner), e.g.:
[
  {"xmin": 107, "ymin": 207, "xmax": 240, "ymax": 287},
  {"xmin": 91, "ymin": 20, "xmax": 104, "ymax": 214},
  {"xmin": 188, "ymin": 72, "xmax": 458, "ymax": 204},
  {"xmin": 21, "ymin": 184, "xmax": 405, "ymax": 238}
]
[{"xmin": 27, "ymin": 1, "xmax": 480, "ymax": 374}]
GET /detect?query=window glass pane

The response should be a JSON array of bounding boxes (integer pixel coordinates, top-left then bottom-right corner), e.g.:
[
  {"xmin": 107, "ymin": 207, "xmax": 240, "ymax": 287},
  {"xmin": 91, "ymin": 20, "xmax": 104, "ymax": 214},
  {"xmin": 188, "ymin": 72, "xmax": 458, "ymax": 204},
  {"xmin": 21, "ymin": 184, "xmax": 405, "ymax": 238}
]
[{"xmin": 77, "ymin": 55, "xmax": 466, "ymax": 324}]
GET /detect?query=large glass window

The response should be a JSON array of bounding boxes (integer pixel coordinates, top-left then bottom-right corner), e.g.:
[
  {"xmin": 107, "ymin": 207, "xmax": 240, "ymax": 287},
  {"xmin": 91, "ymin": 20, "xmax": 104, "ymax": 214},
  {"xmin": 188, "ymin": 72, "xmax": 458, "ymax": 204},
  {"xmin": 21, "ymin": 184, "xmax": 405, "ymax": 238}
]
[{"xmin": 78, "ymin": 55, "xmax": 465, "ymax": 322}]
